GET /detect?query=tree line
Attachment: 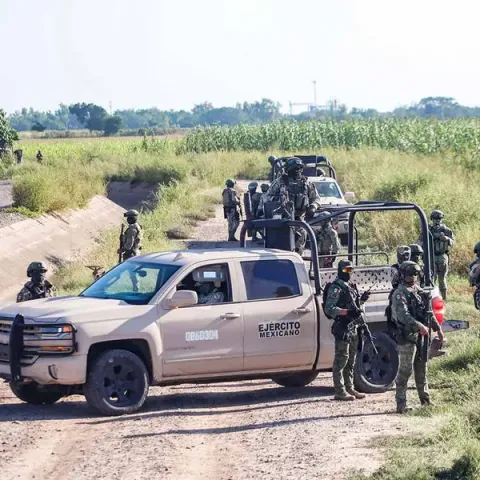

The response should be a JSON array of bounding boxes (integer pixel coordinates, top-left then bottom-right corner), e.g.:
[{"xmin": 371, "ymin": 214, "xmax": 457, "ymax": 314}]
[{"xmin": 6, "ymin": 96, "xmax": 480, "ymax": 136}]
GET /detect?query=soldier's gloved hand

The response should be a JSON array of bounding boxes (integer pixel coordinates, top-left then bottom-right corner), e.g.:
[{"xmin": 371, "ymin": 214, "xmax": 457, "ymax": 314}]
[
  {"xmin": 360, "ymin": 291, "xmax": 371, "ymax": 302},
  {"xmin": 305, "ymin": 205, "xmax": 316, "ymax": 218}
]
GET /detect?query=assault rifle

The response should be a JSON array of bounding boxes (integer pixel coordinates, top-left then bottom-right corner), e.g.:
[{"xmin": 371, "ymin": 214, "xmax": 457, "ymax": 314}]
[
  {"xmin": 118, "ymin": 224, "xmax": 124, "ymax": 264},
  {"xmin": 272, "ymin": 182, "xmax": 294, "ymax": 220},
  {"xmin": 353, "ymin": 282, "xmax": 379, "ymax": 355},
  {"xmin": 420, "ymin": 289, "xmax": 433, "ymax": 363}
]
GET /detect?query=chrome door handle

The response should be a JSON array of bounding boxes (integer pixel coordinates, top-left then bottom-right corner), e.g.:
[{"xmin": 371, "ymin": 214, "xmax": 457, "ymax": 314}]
[
  {"xmin": 293, "ymin": 307, "xmax": 311, "ymax": 314},
  {"xmin": 220, "ymin": 313, "xmax": 240, "ymax": 319}
]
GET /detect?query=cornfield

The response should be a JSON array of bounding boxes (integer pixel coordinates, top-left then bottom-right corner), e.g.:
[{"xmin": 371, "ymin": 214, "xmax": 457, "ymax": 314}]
[{"xmin": 179, "ymin": 118, "xmax": 480, "ymax": 163}]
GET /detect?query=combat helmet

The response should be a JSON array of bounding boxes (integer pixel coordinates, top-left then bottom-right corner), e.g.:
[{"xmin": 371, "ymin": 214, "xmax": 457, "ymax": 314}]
[
  {"xmin": 398, "ymin": 260, "xmax": 422, "ymax": 279},
  {"xmin": 285, "ymin": 157, "xmax": 303, "ymax": 171},
  {"xmin": 396, "ymin": 245, "xmax": 411, "ymax": 264},
  {"xmin": 248, "ymin": 182, "xmax": 258, "ymax": 191},
  {"xmin": 260, "ymin": 183, "xmax": 269, "ymax": 193},
  {"xmin": 338, "ymin": 259, "xmax": 354, "ymax": 274},
  {"xmin": 124, "ymin": 209, "xmax": 139, "ymax": 218},
  {"xmin": 430, "ymin": 210, "xmax": 444, "ymax": 220},
  {"xmin": 474, "ymin": 241, "xmax": 480, "ymax": 255},
  {"xmin": 27, "ymin": 261, "xmax": 47, "ymax": 277},
  {"xmin": 268, "ymin": 155, "xmax": 277, "ymax": 165},
  {"xmin": 225, "ymin": 178, "xmax": 235, "ymax": 188}
]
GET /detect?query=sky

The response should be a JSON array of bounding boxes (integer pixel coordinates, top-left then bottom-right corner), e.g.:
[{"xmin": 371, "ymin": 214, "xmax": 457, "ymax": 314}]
[{"xmin": 1, "ymin": 0, "xmax": 479, "ymax": 114}]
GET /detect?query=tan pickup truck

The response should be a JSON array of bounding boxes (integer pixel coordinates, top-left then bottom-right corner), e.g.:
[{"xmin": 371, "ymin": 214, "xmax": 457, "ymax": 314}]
[{"xmin": 0, "ymin": 245, "xmax": 464, "ymax": 416}]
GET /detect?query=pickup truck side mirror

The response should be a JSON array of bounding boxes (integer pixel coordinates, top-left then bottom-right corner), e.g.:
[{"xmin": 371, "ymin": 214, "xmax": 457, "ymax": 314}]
[
  {"xmin": 344, "ymin": 191, "xmax": 355, "ymax": 200},
  {"xmin": 168, "ymin": 290, "xmax": 198, "ymax": 308}
]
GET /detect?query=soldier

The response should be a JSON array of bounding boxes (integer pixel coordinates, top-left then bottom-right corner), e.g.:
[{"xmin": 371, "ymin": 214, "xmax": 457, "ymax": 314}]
[
  {"xmin": 118, "ymin": 209, "xmax": 143, "ymax": 261},
  {"xmin": 266, "ymin": 157, "xmax": 321, "ymax": 254},
  {"xmin": 469, "ymin": 242, "xmax": 480, "ymax": 310},
  {"xmin": 424, "ymin": 210, "xmax": 455, "ymax": 300},
  {"xmin": 316, "ymin": 210, "xmax": 340, "ymax": 268},
  {"xmin": 391, "ymin": 261, "xmax": 444, "ymax": 413},
  {"xmin": 222, "ymin": 179, "xmax": 241, "ymax": 242},
  {"xmin": 36, "ymin": 150, "xmax": 43, "ymax": 163},
  {"xmin": 409, "ymin": 244, "xmax": 425, "ymax": 287},
  {"xmin": 13, "ymin": 149, "xmax": 23, "ymax": 165},
  {"xmin": 196, "ymin": 281, "xmax": 225, "ymax": 304},
  {"xmin": 256, "ymin": 183, "xmax": 270, "ymax": 218},
  {"xmin": 391, "ymin": 246, "xmax": 411, "ymax": 289},
  {"xmin": 17, "ymin": 262, "xmax": 56, "ymax": 302},
  {"xmin": 268, "ymin": 155, "xmax": 278, "ymax": 181},
  {"xmin": 245, "ymin": 182, "xmax": 262, "ymax": 242},
  {"xmin": 324, "ymin": 260, "xmax": 371, "ymax": 401}
]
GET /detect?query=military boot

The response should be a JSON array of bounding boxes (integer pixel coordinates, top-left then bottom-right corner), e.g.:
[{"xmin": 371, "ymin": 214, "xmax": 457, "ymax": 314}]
[
  {"xmin": 334, "ymin": 391, "xmax": 355, "ymax": 401},
  {"xmin": 346, "ymin": 388, "xmax": 366, "ymax": 399},
  {"xmin": 420, "ymin": 398, "xmax": 435, "ymax": 407},
  {"xmin": 396, "ymin": 404, "xmax": 413, "ymax": 414}
]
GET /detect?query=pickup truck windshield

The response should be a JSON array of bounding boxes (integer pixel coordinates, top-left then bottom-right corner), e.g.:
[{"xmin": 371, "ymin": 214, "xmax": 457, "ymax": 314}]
[
  {"xmin": 80, "ymin": 261, "xmax": 180, "ymax": 305},
  {"xmin": 313, "ymin": 181, "xmax": 342, "ymax": 199}
]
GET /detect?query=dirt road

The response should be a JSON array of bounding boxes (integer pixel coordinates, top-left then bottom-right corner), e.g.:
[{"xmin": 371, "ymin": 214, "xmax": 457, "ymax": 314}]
[{"xmin": 0, "ymin": 180, "xmax": 415, "ymax": 479}]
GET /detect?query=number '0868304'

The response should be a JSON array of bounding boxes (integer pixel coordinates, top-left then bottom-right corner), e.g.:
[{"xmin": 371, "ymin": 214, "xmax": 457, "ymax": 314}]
[{"xmin": 185, "ymin": 330, "xmax": 219, "ymax": 342}]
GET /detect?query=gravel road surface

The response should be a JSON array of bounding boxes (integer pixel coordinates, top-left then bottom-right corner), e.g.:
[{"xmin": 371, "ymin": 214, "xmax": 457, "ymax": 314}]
[{"xmin": 0, "ymin": 180, "xmax": 418, "ymax": 479}]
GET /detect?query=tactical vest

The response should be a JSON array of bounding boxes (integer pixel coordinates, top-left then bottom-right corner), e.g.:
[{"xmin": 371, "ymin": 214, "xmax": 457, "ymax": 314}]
[
  {"xmin": 222, "ymin": 188, "xmax": 236, "ymax": 208},
  {"xmin": 25, "ymin": 280, "xmax": 53, "ymax": 299},
  {"xmin": 430, "ymin": 225, "xmax": 451, "ymax": 255},
  {"xmin": 327, "ymin": 279, "xmax": 358, "ymax": 340},
  {"xmin": 284, "ymin": 177, "xmax": 308, "ymax": 215},
  {"xmin": 392, "ymin": 286, "xmax": 425, "ymax": 344}
]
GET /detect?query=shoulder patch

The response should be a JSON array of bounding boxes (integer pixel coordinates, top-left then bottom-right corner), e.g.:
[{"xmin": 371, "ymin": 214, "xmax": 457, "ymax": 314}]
[{"xmin": 329, "ymin": 286, "xmax": 341, "ymax": 298}]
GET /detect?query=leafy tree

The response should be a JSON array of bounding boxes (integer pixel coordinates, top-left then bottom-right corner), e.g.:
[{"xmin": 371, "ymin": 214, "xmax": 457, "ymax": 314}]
[
  {"xmin": 103, "ymin": 115, "xmax": 123, "ymax": 136},
  {"xmin": 0, "ymin": 109, "xmax": 19, "ymax": 156},
  {"xmin": 69, "ymin": 103, "xmax": 108, "ymax": 131},
  {"xmin": 31, "ymin": 121, "xmax": 46, "ymax": 132}
]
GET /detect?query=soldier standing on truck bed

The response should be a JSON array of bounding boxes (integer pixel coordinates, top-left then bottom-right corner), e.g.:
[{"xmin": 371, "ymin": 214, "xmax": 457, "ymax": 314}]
[
  {"xmin": 315, "ymin": 210, "xmax": 340, "ymax": 268},
  {"xmin": 422, "ymin": 210, "xmax": 455, "ymax": 300},
  {"xmin": 391, "ymin": 261, "xmax": 444, "ymax": 413},
  {"xmin": 324, "ymin": 260, "xmax": 371, "ymax": 401},
  {"xmin": 222, "ymin": 179, "xmax": 241, "ymax": 242},
  {"xmin": 391, "ymin": 246, "xmax": 411, "ymax": 289},
  {"xmin": 17, "ymin": 262, "xmax": 57, "ymax": 302},
  {"xmin": 409, "ymin": 244, "xmax": 425, "ymax": 287},
  {"xmin": 118, "ymin": 209, "xmax": 143, "ymax": 261},
  {"xmin": 266, "ymin": 157, "xmax": 321, "ymax": 254},
  {"xmin": 245, "ymin": 182, "xmax": 262, "ymax": 242}
]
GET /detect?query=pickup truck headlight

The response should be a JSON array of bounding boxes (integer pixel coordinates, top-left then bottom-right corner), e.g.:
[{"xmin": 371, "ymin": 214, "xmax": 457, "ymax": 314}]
[{"xmin": 23, "ymin": 323, "xmax": 76, "ymax": 356}]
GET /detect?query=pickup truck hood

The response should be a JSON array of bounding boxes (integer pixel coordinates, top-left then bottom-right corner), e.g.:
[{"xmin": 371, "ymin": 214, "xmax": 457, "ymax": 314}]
[
  {"xmin": 0, "ymin": 296, "xmax": 151, "ymax": 324},
  {"xmin": 320, "ymin": 197, "xmax": 347, "ymax": 206}
]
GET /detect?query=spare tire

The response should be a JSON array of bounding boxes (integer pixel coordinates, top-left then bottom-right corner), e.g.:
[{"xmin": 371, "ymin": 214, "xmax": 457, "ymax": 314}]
[
  {"xmin": 354, "ymin": 332, "xmax": 398, "ymax": 393},
  {"xmin": 272, "ymin": 371, "xmax": 319, "ymax": 388}
]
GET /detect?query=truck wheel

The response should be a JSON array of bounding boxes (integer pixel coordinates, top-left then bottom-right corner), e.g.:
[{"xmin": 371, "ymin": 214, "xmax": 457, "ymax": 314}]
[
  {"xmin": 272, "ymin": 371, "xmax": 319, "ymax": 388},
  {"xmin": 10, "ymin": 381, "xmax": 64, "ymax": 405},
  {"xmin": 354, "ymin": 332, "xmax": 399, "ymax": 393},
  {"xmin": 84, "ymin": 349, "xmax": 149, "ymax": 416},
  {"xmin": 339, "ymin": 233, "xmax": 348, "ymax": 246}
]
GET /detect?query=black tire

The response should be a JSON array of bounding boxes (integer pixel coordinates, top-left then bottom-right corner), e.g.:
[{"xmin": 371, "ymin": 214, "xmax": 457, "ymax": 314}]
[
  {"xmin": 272, "ymin": 371, "xmax": 319, "ymax": 388},
  {"xmin": 339, "ymin": 233, "xmax": 348, "ymax": 246},
  {"xmin": 354, "ymin": 332, "xmax": 399, "ymax": 393},
  {"xmin": 84, "ymin": 349, "xmax": 149, "ymax": 416},
  {"xmin": 10, "ymin": 381, "xmax": 64, "ymax": 405}
]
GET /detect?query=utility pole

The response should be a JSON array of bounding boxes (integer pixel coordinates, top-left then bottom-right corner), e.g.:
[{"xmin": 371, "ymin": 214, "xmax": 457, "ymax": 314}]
[{"xmin": 313, "ymin": 80, "xmax": 317, "ymax": 108}]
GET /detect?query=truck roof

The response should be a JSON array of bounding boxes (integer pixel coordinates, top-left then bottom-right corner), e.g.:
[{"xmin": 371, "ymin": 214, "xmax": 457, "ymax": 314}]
[{"xmin": 134, "ymin": 248, "xmax": 300, "ymax": 266}]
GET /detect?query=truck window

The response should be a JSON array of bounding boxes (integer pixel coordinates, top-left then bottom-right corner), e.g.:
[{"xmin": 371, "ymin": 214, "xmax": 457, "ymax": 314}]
[
  {"xmin": 241, "ymin": 260, "xmax": 301, "ymax": 301},
  {"xmin": 80, "ymin": 261, "xmax": 180, "ymax": 305},
  {"xmin": 313, "ymin": 181, "xmax": 342, "ymax": 199},
  {"xmin": 176, "ymin": 263, "xmax": 232, "ymax": 305}
]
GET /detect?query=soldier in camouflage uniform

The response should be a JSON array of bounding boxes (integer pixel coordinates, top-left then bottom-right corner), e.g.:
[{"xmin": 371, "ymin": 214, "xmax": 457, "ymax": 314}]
[
  {"xmin": 423, "ymin": 210, "xmax": 455, "ymax": 300},
  {"xmin": 36, "ymin": 150, "xmax": 43, "ymax": 163},
  {"xmin": 245, "ymin": 182, "xmax": 262, "ymax": 242},
  {"xmin": 315, "ymin": 210, "xmax": 340, "ymax": 268},
  {"xmin": 196, "ymin": 281, "xmax": 225, "ymax": 304},
  {"xmin": 118, "ymin": 209, "xmax": 143, "ymax": 261},
  {"xmin": 391, "ymin": 246, "xmax": 411, "ymax": 289},
  {"xmin": 469, "ymin": 242, "xmax": 480, "ymax": 310},
  {"xmin": 266, "ymin": 157, "xmax": 321, "ymax": 254},
  {"xmin": 409, "ymin": 244, "xmax": 425, "ymax": 287},
  {"xmin": 222, "ymin": 179, "xmax": 241, "ymax": 242},
  {"xmin": 256, "ymin": 183, "xmax": 270, "ymax": 218},
  {"xmin": 17, "ymin": 262, "xmax": 57, "ymax": 302},
  {"xmin": 325, "ymin": 260, "xmax": 371, "ymax": 401},
  {"xmin": 392, "ymin": 261, "xmax": 444, "ymax": 413}
]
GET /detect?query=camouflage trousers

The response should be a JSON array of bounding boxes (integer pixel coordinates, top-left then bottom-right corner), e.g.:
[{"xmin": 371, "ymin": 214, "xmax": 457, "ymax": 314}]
[
  {"xmin": 433, "ymin": 255, "xmax": 449, "ymax": 297},
  {"xmin": 395, "ymin": 343, "xmax": 429, "ymax": 409},
  {"xmin": 332, "ymin": 334, "xmax": 358, "ymax": 395},
  {"xmin": 226, "ymin": 210, "xmax": 239, "ymax": 239}
]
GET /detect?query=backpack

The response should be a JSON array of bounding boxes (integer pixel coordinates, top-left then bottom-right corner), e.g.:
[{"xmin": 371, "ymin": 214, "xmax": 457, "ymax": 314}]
[{"xmin": 322, "ymin": 282, "xmax": 334, "ymax": 319}]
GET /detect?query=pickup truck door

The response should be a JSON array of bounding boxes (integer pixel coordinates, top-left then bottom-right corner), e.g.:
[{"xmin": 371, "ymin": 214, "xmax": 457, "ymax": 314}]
[
  {"xmin": 238, "ymin": 257, "xmax": 317, "ymax": 371},
  {"xmin": 159, "ymin": 261, "xmax": 244, "ymax": 377}
]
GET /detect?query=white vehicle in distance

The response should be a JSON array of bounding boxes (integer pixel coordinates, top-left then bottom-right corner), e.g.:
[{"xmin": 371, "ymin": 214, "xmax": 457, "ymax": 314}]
[{"xmin": 306, "ymin": 174, "xmax": 355, "ymax": 245}]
